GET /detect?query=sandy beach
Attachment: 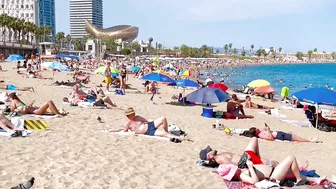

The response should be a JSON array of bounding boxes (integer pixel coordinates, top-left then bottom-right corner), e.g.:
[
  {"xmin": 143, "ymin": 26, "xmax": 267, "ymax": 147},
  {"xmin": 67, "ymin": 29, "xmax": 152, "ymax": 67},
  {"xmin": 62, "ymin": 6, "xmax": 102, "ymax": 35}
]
[{"xmin": 0, "ymin": 62, "xmax": 335, "ymax": 188}]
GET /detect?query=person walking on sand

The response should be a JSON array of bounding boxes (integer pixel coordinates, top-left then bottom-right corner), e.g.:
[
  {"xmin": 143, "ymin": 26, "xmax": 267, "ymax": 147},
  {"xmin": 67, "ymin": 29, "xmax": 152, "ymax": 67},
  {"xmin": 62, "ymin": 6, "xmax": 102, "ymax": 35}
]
[{"xmin": 104, "ymin": 62, "xmax": 112, "ymax": 91}]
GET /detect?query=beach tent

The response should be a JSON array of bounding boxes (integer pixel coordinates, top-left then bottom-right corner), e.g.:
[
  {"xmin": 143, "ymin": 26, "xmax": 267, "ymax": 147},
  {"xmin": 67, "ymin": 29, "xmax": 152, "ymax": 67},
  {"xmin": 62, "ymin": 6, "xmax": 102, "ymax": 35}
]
[
  {"xmin": 247, "ymin": 79, "xmax": 270, "ymax": 88},
  {"xmin": 6, "ymin": 54, "xmax": 24, "ymax": 62},
  {"xmin": 41, "ymin": 61, "xmax": 56, "ymax": 70}
]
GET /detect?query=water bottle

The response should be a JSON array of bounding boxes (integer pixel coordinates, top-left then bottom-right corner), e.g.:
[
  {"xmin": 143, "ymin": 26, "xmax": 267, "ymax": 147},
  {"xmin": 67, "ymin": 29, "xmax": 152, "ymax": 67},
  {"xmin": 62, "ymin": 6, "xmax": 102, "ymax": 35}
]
[{"xmin": 216, "ymin": 119, "xmax": 220, "ymax": 129}]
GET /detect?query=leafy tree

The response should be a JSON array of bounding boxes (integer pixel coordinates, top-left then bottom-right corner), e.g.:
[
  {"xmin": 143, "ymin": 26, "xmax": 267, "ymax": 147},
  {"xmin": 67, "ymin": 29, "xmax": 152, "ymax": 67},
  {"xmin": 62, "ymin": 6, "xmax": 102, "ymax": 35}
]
[
  {"xmin": 313, "ymin": 48, "xmax": 318, "ymax": 53},
  {"xmin": 232, "ymin": 48, "xmax": 237, "ymax": 55},
  {"xmin": 216, "ymin": 49, "xmax": 220, "ymax": 54},
  {"xmin": 121, "ymin": 48, "xmax": 131, "ymax": 55},
  {"xmin": 229, "ymin": 43, "xmax": 233, "ymax": 52},
  {"xmin": 295, "ymin": 52, "xmax": 304, "ymax": 60},
  {"xmin": 307, "ymin": 50, "xmax": 313, "ymax": 60},
  {"xmin": 224, "ymin": 44, "xmax": 229, "ymax": 54},
  {"xmin": 278, "ymin": 47, "xmax": 282, "ymax": 54},
  {"xmin": 241, "ymin": 50, "xmax": 246, "ymax": 57},
  {"xmin": 256, "ymin": 49, "xmax": 262, "ymax": 57},
  {"xmin": 250, "ymin": 44, "xmax": 254, "ymax": 53}
]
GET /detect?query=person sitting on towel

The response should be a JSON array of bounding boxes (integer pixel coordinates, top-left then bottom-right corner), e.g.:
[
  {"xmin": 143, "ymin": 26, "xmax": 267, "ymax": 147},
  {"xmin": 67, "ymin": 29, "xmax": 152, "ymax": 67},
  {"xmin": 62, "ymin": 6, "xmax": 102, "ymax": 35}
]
[
  {"xmin": 245, "ymin": 96, "xmax": 271, "ymax": 110},
  {"xmin": 240, "ymin": 124, "xmax": 319, "ymax": 142},
  {"xmin": 226, "ymin": 94, "xmax": 254, "ymax": 119},
  {"xmin": 111, "ymin": 107, "xmax": 192, "ymax": 141}
]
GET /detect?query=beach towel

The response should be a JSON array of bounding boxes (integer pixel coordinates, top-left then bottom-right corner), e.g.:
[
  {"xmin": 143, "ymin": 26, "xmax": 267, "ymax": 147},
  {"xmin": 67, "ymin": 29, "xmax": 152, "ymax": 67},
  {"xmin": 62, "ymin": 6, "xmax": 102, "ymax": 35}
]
[
  {"xmin": 0, "ymin": 129, "xmax": 33, "ymax": 137},
  {"xmin": 259, "ymin": 111, "xmax": 287, "ymax": 118},
  {"xmin": 280, "ymin": 120, "xmax": 312, "ymax": 128},
  {"xmin": 103, "ymin": 130, "xmax": 170, "ymax": 141},
  {"xmin": 78, "ymin": 101, "xmax": 107, "ymax": 109},
  {"xmin": 23, "ymin": 114, "xmax": 59, "ymax": 120},
  {"xmin": 11, "ymin": 117, "xmax": 47, "ymax": 130},
  {"xmin": 281, "ymin": 106, "xmax": 302, "ymax": 111}
]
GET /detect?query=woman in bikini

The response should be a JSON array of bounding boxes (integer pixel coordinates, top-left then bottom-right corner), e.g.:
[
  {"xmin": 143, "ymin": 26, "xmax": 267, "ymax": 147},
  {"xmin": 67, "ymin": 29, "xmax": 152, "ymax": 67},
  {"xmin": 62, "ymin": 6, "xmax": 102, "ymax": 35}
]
[
  {"xmin": 221, "ymin": 155, "xmax": 325, "ymax": 185},
  {"xmin": 8, "ymin": 93, "xmax": 67, "ymax": 116},
  {"xmin": 119, "ymin": 65, "xmax": 127, "ymax": 94}
]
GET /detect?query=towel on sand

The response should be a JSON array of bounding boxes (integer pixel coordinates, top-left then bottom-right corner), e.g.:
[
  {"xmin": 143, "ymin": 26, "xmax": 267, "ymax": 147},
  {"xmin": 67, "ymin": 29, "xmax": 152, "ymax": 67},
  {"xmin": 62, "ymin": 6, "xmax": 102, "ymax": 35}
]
[
  {"xmin": 280, "ymin": 120, "xmax": 312, "ymax": 128},
  {"xmin": 103, "ymin": 130, "xmax": 170, "ymax": 141}
]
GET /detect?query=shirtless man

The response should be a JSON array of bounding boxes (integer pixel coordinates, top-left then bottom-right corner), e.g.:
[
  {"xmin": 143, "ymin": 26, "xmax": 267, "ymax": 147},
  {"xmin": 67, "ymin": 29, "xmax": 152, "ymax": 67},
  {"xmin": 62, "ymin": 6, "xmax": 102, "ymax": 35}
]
[
  {"xmin": 112, "ymin": 107, "xmax": 191, "ymax": 141},
  {"xmin": 227, "ymin": 94, "xmax": 253, "ymax": 119},
  {"xmin": 245, "ymin": 96, "xmax": 271, "ymax": 110},
  {"xmin": 200, "ymin": 137, "xmax": 277, "ymax": 167}
]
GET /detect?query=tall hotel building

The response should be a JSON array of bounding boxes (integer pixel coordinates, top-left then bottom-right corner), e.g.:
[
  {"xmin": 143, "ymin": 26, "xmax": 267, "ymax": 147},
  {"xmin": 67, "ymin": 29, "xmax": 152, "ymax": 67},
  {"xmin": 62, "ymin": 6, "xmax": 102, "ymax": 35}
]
[
  {"xmin": 0, "ymin": 0, "xmax": 56, "ymax": 37},
  {"xmin": 70, "ymin": 0, "xmax": 103, "ymax": 39}
]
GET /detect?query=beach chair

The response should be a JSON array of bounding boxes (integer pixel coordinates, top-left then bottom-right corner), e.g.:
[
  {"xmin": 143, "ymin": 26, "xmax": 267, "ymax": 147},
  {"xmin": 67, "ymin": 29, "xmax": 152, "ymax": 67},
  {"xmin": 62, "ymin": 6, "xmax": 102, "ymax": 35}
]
[{"xmin": 304, "ymin": 109, "xmax": 328, "ymax": 130}]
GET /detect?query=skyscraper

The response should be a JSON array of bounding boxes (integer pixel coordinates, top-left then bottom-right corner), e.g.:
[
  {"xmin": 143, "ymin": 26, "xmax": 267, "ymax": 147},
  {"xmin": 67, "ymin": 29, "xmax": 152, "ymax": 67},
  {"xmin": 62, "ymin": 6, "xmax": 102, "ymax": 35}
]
[
  {"xmin": 38, "ymin": 0, "xmax": 56, "ymax": 37},
  {"xmin": 70, "ymin": 0, "xmax": 103, "ymax": 39}
]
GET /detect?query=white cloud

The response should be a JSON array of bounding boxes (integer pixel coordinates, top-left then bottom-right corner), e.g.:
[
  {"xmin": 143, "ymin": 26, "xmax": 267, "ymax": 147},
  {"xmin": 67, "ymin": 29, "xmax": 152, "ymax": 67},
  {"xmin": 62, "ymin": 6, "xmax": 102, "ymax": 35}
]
[{"xmin": 131, "ymin": 0, "xmax": 332, "ymax": 21}]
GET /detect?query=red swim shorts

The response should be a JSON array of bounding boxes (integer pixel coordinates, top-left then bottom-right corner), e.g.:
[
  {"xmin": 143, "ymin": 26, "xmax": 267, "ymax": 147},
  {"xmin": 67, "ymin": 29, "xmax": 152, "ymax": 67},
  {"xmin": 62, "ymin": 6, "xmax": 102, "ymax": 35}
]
[{"xmin": 245, "ymin": 150, "xmax": 263, "ymax": 164}]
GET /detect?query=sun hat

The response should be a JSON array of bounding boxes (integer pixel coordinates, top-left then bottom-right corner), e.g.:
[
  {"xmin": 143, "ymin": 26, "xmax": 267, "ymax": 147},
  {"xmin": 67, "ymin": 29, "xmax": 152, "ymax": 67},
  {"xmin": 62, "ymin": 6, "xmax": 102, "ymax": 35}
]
[
  {"xmin": 199, "ymin": 146, "xmax": 213, "ymax": 160},
  {"xmin": 125, "ymin": 107, "xmax": 135, "ymax": 116},
  {"xmin": 217, "ymin": 164, "xmax": 238, "ymax": 181}
]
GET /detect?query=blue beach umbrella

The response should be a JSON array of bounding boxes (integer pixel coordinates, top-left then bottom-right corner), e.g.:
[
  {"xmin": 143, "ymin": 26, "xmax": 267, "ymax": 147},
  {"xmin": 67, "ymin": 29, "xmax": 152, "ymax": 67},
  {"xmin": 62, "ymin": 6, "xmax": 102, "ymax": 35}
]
[
  {"xmin": 141, "ymin": 73, "xmax": 175, "ymax": 83},
  {"xmin": 48, "ymin": 62, "xmax": 71, "ymax": 72},
  {"xmin": 175, "ymin": 79, "xmax": 200, "ymax": 88},
  {"xmin": 186, "ymin": 88, "xmax": 230, "ymax": 104},
  {"xmin": 6, "ymin": 54, "xmax": 24, "ymax": 62},
  {"xmin": 292, "ymin": 88, "xmax": 336, "ymax": 106}
]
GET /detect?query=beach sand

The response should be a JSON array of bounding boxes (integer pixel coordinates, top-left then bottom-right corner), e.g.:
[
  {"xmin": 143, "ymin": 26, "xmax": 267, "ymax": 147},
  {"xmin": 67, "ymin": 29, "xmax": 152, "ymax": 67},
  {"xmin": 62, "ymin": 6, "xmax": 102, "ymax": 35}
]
[{"xmin": 0, "ymin": 63, "xmax": 335, "ymax": 188}]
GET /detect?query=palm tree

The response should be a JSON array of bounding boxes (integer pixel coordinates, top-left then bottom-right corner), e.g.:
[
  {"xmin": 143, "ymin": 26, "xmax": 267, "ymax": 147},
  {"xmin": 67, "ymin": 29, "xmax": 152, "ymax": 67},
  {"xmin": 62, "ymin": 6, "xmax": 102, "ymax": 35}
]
[
  {"xmin": 232, "ymin": 48, "xmax": 237, "ymax": 55},
  {"xmin": 295, "ymin": 52, "xmax": 304, "ymax": 60},
  {"xmin": 278, "ymin": 47, "xmax": 282, "ymax": 54},
  {"xmin": 56, "ymin": 32, "xmax": 65, "ymax": 49},
  {"xmin": 157, "ymin": 43, "xmax": 163, "ymax": 54},
  {"xmin": 307, "ymin": 50, "xmax": 313, "ymax": 60},
  {"xmin": 229, "ymin": 43, "xmax": 233, "ymax": 52},
  {"xmin": 250, "ymin": 44, "xmax": 254, "ymax": 53},
  {"xmin": 313, "ymin": 48, "xmax": 318, "ymax": 53},
  {"xmin": 65, "ymin": 34, "xmax": 71, "ymax": 50},
  {"xmin": 224, "ymin": 44, "xmax": 229, "ymax": 55}
]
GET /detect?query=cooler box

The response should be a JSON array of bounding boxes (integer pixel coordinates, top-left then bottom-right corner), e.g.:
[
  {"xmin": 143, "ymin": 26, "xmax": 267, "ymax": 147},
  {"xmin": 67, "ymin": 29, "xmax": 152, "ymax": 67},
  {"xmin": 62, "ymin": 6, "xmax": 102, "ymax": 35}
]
[{"xmin": 202, "ymin": 107, "xmax": 213, "ymax": 118}]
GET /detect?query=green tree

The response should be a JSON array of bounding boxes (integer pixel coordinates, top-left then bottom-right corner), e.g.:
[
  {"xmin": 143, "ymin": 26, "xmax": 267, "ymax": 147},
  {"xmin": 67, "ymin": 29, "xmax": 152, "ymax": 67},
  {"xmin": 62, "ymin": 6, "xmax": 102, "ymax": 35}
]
[
  {"xmin": 228, "ymin": 43, "xmax": 233, "ymax": 52},
  {"xmin": 261, "ymin": 49, "xmax": 267, "ymax": 57},
  {"xmin": 224, "ymin": 44, "xmax": 229, "ymax": 54},
  {"xmin": 295, "ymin": 52, "xmax": 304, "ymax": 60},
  {"xmin": 278, "ymin": 47, "xmax": 282, "ymax": 54},
  {"xmin": 232, "ymin": 48, "xmax": 237, "ymax": 55},
  {"xmin": 121, "ymin": 48, "xmax": 131, "ymax": 55},
  {"xmin": 256, "ymin": 49, "xmax": 262, "ymax": 57},
  {"xmin": 250, "ymin": 44, "xmax": 254, "ymax": 53},
  {"xmin": 216, "ymin": 49, "xmax": 220, "ymax": 54},
  {"xmin": 307, "ymin": 50, "xmax": 313, "ymax": 60},
  {"xmin": 313, "ymin": 48, "xmax": 318, "ymax": 53},
  {"xmin": 56, "ymin": 32, "xmax": 65, "ymax": 49},
  {"xmin": 102, "ymin": 38, "xmax": 117, "ymax": 52},
  {"xmin": 65, "ymin": 34, "xmax": 71, "ymax": 49}
]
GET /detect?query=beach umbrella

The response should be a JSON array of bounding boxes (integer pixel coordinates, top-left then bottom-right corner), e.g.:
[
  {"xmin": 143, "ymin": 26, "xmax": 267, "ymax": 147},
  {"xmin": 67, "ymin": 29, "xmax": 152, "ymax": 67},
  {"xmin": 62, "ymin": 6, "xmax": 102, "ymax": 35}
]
[
  {"xmin": 247, "ymin": 79, "xmax": 270, "ymax": 88},
  {"xmin": 141, "ymin": 73, "xmax": 175, "ymax": 83},
  {"xmin": 95, "ymin": 66, "xmax": 119, "ymax": 74},
  {"xmin": 254, "ymin": 86, "xmax": 275, "ymax": 94},
  {"xmin": 111, "ymin": 67, "xmax": 120, "ymax": 74},
  {"xmin": 180, "ymin": 70, "xmax": 190, "ymax": 76},
  {"xmin": 292, "ymin": 88, "xmax": 336, "ymax": 106},
  {"xmin": 208, "ymin": 83, "xmax": 228, "ymax": 92},
  {"xmin": 48, "ymin": 62, "xmax": 71, "ymax": 72},
  {"xmin": 6, "ymin": 54, "xmax": 24, "ymax": 62},
  {"xmin": 175, "ymin": 79, "xmax": 200, "ymax": 88},
  {"xmin": 186, "ymin": 88, "xmax": 230, "ymax": 104}
]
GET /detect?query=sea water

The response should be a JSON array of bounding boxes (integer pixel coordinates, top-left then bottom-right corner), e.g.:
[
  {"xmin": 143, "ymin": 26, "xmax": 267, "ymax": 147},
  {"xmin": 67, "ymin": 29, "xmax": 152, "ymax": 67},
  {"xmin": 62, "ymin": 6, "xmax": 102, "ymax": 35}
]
[{"xmin": 201, "ymin": 63, "xmax": 336, "ymax": 96}]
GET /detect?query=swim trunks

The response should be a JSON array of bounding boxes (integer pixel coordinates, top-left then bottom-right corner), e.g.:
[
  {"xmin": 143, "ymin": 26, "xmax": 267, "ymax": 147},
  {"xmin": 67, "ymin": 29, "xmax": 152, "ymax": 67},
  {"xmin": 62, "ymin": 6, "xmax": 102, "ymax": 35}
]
[
  {"xmin": 245, "ymin": 150, "xmax": 263, "ymax": 164},
  {"xmin": 104, "ymin": 76, "xmax": 112, "ymax": 84},
  {"xmin": 257, "ymin": 105, "xmax": 263, "ymax": 109},
  {"xmin": 275, "ymin": 131, "xmax": 292, "ymax": 141},
  {"xmin": 146, "ymin": 121, "xmax": 157, "ymax": 136}
]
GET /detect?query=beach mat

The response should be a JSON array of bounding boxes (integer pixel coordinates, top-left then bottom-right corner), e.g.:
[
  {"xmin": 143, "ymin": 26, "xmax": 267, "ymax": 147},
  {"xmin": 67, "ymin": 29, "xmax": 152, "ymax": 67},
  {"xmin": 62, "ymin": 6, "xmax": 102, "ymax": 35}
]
[
  {"xmin": 104, "ymin": 130, "xmax": 170, "ymax": 141},
  {"xmin": 24, "ymin": 120, "xmax": 48, "ymax": 130},
  {"xmin": 280, "ymin": 120, "xmax": 312, "ymax": 128}
]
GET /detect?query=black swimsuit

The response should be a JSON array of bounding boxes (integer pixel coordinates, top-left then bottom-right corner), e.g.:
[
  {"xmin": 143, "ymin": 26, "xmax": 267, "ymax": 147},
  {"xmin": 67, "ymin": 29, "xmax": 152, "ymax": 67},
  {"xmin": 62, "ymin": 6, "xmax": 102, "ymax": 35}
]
[{"xmin": 121, "ymin": 70, "xmax": 126, "ymax": 79}]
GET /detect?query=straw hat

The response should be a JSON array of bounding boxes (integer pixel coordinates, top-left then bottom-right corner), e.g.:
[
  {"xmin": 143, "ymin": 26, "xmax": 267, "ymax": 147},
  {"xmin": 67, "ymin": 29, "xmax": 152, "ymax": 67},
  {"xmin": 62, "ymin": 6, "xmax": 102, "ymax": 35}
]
[{"xmin": 125, "ymin": 107, "xmax": 135, "ymax": 116}]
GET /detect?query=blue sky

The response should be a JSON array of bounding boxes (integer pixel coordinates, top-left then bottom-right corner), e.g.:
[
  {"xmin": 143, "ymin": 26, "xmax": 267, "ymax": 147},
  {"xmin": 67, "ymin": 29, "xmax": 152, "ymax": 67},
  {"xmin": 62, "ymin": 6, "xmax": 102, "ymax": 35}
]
[{"xmin": 56, "ymin": 0, "xmax": 336, "ymax": 52}]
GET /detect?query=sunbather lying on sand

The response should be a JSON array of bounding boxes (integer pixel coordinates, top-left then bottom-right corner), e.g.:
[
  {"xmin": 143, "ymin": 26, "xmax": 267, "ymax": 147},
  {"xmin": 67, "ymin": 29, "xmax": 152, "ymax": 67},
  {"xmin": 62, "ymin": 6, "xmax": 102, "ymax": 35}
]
[
  {"xmin": 0, "ymin": 113, "xmax": 22, "ymax": 137},
  {"xmin": 52, "ymin": 80, "xmax": 81, "ymax": 87},
  {"xmin": 0, "ymin": 84, "xmax": 34, "ymax": 92},
  {"xmin": 240, "ymin": 124, "xmax": 320, "ymax": 143},
  {"xmin": 227, "ymin": 94, "xmax": 254, "ymax": 119},
  {"xmin": 111, "ymin": 107, "xmax": 192, "ymax": 142},
  {"xmin": 200, "ymin": 137, "xmax": 278, "ymax": 167},
  {"xmin": 8, "ymin": 92, "xmax": 67, "ymax": 116},
  {"xmin": 245, "ymin": 96, "xmax": 271, "ymax": 110},
  {"xmin": 219, "ymin": 154, "xmax": 325, "ymax": 185},
  {"xmin": 64, "ymin": 84, "xmax": 118, "ymax": 109}
]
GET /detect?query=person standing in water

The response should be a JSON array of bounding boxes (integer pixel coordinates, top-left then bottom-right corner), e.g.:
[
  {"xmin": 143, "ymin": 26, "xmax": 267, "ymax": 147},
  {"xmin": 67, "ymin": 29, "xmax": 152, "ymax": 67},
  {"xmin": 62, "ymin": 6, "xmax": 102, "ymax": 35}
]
[{"xmin": 104, "ymin": 62, "xmax": 112, "ymax": 92}]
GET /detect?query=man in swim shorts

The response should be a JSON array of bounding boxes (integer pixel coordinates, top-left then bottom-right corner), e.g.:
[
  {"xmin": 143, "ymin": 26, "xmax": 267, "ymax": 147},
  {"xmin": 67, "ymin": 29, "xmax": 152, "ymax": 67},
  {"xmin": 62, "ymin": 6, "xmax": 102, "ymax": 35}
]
[
  {"xmin": 113, "ymin": 107, "xmax": 192, "ymax": 142},
  {"xmin": 104, "ymin": 62, "xmax": 112, "ymax": 91}
]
